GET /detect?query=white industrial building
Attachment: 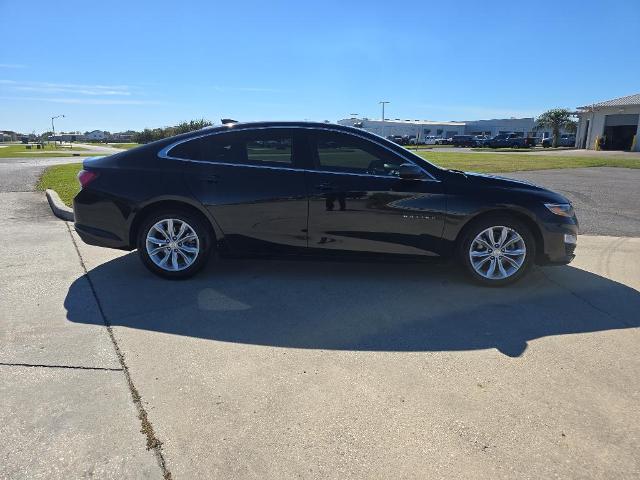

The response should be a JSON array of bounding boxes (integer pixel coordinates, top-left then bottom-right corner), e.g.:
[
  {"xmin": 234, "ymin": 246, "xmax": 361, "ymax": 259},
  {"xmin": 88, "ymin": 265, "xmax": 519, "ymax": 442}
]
[
  {"xmin": 337, "ymin": 118, "xmax": 465, "ymax": 139},
  {"xmin": 464, "ymin": 118, "xmax": 551, "ymax": 137},
  {"xmin": 337, "ymin": 117, "xmax": 558, "ymax": 141},
  {"xmin": 576, "ymin": 93, "xmax": 640, "ymax": 151}
]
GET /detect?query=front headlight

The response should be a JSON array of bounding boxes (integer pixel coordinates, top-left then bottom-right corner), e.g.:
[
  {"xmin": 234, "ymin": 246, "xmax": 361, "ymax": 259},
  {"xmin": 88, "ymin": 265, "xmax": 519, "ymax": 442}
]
[{"xmin": 544, "ymin": 203, "xmax": 573, "ymax": 217}]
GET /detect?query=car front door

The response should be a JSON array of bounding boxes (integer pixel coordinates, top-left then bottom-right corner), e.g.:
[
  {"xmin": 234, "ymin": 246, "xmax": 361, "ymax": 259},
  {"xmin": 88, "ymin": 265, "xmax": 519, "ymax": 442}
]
[
  {"xmin": 174, "ymin": 128, "xmax": 309, "ymax": 253},
  {"xmin": 304, "ymin": 130, "xmax": 446, "ymax": 256}
]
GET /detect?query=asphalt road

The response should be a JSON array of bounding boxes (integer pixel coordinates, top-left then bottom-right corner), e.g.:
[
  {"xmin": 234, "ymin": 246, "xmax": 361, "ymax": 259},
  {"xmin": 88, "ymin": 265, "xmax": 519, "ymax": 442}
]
[
  {"xmin": 421, "ymin": 147, "xmax": 640, "ymax": 157},
  {"xmin": 503, "ymin": 167, "xmax": 640, "ymax": 237},
  {"xmin": 1, "ymin": 190, "xmax": 639, "ymax": 479},
  {"xmin": 0, "ymin": 144, "xmax": 120, "ymax": 192},
  {"xmin": 0, "ymin": 157, "xmax": 83, "ymax": 192}
]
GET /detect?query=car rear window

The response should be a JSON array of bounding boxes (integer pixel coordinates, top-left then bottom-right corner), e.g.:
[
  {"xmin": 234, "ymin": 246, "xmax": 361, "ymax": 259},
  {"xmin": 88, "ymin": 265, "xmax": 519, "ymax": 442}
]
[
  {"xmin": 167, "ymin": 130, "xmax": 294, "ymax": 167},
  {"xmin": 168, "ymin": 136, "xmax": 236, "ymax": 163}
]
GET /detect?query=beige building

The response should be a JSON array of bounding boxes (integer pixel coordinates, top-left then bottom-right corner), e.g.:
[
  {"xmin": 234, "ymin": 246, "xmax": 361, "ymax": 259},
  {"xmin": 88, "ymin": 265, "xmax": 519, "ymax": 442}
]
[{"xmin": 576, "ymin": 93, "xmax": 640, "ymax": 151}]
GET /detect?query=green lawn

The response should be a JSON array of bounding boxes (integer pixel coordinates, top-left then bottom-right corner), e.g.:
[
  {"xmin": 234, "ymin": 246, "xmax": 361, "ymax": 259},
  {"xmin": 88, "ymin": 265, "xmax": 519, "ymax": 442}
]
[
  {"xmin": 0, "ymin": 143, "xmax": 93, "ymax": 158},
  {"xmin": 37, "ymin": 151, "xmax": 639, "ymax": 208},
  {"xmin": 36, "ymin": 163, "xmax": 83, "ymax": 206},
  {"xmin": 412, "ymin": 151, "xmax": 640, "ymax": 173}
]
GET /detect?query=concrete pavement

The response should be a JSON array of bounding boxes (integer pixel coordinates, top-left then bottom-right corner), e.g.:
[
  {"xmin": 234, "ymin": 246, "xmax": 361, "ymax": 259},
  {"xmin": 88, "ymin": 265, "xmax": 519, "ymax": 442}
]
[
  {"xmin": 0, "ymin": 192, "xmax": 162, "ymax": 479},
  {"xmin": 1, "ymin": 167, "xmax": 639, "ymax": 479},
  {"xmin": 72, "ymin": 143, "xmax": 126, "ymax": 154},
  {"xmin": 64, "ymin": 231, "xmax": 640, "ymax": 479}
]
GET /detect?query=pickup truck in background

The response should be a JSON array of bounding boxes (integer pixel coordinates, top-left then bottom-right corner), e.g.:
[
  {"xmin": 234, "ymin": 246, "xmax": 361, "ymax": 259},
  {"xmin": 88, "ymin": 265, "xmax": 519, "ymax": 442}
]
[
  {"xmin": 486, "ymin": 133, "xmax": 535, "ymax": 148},
  {"xmin": 451, "ymin": 135, "xmax": 477, "ymax": 147}
]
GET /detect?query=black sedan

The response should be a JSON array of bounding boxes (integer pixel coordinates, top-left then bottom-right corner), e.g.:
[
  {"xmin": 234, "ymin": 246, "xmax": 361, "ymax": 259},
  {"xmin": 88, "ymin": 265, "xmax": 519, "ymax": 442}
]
[{"xmin": 73, "ymin": 121, "xmax": 578, "ymax": 286}]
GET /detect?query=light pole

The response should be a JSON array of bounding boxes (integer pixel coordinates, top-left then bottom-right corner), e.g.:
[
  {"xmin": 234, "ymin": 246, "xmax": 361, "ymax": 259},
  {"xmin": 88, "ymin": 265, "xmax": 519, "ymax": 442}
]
[
  {"xmin": 51, "ymin": 114, "xmax": 65, "ymax": 147},
  {"xmin": 379, "ymin": 101, "xmax": 390, "ymax": 121}
]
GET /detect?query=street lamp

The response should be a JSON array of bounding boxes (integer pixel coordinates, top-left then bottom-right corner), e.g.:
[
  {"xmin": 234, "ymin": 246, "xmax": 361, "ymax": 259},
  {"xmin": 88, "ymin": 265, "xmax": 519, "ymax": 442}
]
[
  {"xmin": 378, "ymin": 101, "xmax": 390, "ymax": 121},
  {"xmin": 51, "ymin": 114, "xmax": 65, "ymax": 146}
]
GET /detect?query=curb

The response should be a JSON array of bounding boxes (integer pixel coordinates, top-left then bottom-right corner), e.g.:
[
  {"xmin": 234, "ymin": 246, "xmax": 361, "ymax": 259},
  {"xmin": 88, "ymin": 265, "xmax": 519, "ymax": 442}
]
[{"xmin": 45, "ymin": 189, "xmax": 74, "ymax": 221}]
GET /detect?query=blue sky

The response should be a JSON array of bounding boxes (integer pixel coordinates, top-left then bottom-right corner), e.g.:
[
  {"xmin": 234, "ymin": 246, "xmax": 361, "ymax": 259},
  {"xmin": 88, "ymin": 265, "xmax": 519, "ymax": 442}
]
[{"xmin": 1, "ymin": 0, "xmax": 639, "ymax": 133}]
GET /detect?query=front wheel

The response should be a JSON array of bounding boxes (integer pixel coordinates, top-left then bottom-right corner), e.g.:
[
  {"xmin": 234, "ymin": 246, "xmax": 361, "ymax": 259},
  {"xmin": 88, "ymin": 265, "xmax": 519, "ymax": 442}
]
[
  {"xmin": 459, "ymin": 217, "xmax": 535, "ymax": 286},
  {"xmin": 136, "ymin": 210, "xmax": 212, "ymax": 279}
]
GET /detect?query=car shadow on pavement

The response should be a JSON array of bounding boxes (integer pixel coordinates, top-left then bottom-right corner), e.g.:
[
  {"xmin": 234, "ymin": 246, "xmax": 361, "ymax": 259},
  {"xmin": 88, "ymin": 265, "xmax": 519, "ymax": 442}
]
[{"xmin": 65, "ymin": 253, "xmax": 640, "ymax": 357}]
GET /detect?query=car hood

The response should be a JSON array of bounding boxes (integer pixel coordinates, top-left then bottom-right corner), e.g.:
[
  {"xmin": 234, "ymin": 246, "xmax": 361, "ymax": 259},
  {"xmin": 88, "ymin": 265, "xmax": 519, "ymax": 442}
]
[
  {"xmin": 463, "ymin": 171, "xmax": 542, "ymax": 189},
  {"xmin": 449, "ymin": 170, "xmax": 570, "ymax": 203}
]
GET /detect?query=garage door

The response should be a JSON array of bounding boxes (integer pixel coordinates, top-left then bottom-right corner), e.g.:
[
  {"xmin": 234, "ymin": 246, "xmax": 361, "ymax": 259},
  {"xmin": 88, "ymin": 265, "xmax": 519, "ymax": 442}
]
[{"xmin": 604, "ymin": 114, "xmax": 639, "ymax": 151}]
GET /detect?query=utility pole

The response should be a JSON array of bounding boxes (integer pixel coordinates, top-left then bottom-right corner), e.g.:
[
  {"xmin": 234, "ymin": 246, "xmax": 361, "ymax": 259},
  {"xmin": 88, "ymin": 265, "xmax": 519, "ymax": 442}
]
[
  {"xmin": 379, "ymin": 101, "xmax": 390, "ymax": 121},
  {"xmin": 51, "ymin": 114, "xmax": 65, "ymax": 147}
]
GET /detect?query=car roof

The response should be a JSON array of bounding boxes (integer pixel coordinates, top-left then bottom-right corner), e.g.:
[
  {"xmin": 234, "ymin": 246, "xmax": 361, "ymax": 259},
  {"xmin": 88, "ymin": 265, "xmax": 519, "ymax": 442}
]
[
  {"xmin": 216, "ymin": 120, "xmax": 362, "ymax": 133},
  {"xmin": 151, "ymin": 121, "xmax": 383, "ymax": 150}
]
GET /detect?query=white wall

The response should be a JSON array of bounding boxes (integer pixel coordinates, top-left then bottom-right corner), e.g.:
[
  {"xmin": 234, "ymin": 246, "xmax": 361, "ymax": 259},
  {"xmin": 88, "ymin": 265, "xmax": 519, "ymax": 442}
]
[
  {"xmin": 578, "ymin": 106, "xmax": 640, "ymax": 151},
  {"xmin": 337, "ymin": 119, "xmax": 465, "ymax": 139},
  {"xmin": 338, "ymin": 118, "xmax": 561, "ymax": 140}
]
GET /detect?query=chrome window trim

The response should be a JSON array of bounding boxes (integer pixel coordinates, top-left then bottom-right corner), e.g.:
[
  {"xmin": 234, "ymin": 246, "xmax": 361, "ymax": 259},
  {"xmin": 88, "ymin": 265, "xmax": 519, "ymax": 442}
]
[{"xmin": 157, "ymin": 125, "xmax": 440, "ymax": 182}]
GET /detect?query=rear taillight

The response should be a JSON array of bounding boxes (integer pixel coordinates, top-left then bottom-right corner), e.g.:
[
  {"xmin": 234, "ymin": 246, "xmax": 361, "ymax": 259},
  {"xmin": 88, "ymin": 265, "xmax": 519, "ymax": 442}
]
[{"xmin": 77, "ymin": 169, "xmax": 98, "ymax": 188}]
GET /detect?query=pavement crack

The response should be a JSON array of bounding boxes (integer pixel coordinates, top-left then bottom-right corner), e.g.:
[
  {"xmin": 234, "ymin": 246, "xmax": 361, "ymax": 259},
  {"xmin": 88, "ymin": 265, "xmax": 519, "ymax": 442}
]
[
  {"xmin": 65, "ymin": 222, "xmax": 173, "ymax": 480},
  {"xmin": 0, "ymin": 362, "xmax": 122, "ymax": 371}
]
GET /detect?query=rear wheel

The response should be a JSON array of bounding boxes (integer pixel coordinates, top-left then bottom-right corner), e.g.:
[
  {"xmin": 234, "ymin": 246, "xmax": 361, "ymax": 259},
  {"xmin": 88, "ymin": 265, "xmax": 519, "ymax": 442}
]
[
  {"xmin": 459, "ymin": 216, "xmax": 535, "ymax": 286},
  {"xmin": 136, "ymin": 210, "xmax": 212, "ymax": 279}
]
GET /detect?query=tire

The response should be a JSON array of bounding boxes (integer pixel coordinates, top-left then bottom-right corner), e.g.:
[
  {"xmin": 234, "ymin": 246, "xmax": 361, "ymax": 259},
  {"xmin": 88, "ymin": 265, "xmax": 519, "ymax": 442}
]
[
  {"xmin": 458, "ymin": 216, "xmax": 535, "ymax": 287},
  {"xmin": 136, "ymin": 209, "xmax": 213, "ymax": 279}
]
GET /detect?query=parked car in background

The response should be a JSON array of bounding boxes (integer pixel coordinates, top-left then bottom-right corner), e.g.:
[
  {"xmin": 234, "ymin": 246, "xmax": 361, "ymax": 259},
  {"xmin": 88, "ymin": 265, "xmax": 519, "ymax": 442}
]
[
  {"xmin": 542, "ymin": 134, "xmax": 576, "ymax": 148},
  {"xmin": 73, "ymin": 121, "xmax": 578, "ymax": 286},
  {"xmin": 486, "ymin": 133, "xmax": 533, "ymax": 148},
  {"xmin": 423, "ymin": 136, "xmax": 439, "ymax": 145},
  {"xmin": 451, "ymin": 135, "xmax": 476, "ymax": 147},
  {"xmin": 472, "ymin": 135, "xmax": 491, "ymax": 147},
  {"xmin": 435, "ymin": 137, "xmax": 452, "ymax": 145}
]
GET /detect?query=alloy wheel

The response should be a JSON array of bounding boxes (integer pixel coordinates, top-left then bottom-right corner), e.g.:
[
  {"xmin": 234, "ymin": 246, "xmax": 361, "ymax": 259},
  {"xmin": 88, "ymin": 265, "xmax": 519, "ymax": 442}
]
[
  {"xmin": 145, "ymin": 218, "xmax": 200, "ymax": 272},
  {"xmin": 469, "ymin": 226, "xmax": 526, "ymax": 280}
]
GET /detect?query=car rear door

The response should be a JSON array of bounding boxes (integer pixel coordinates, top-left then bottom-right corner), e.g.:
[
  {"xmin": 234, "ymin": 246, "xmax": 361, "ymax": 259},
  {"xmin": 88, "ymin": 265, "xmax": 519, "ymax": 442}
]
[
  {"xmin": 303, "ymin": 130, "xmax": 446, "ymax": 256},
  {"xmin": 172, "ymin": 128, "xmax": 309, "ymax": 254}
]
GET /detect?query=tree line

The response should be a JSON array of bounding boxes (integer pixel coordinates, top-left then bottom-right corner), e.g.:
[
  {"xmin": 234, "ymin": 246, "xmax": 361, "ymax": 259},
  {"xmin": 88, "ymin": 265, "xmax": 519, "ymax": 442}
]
[
  {"xmin": 133, "ymin": 119, "xmax": 213, "ymax": 144},
  {"xmin": 535, "ymin": 109, "xmax": 577, "ymax": 147}
]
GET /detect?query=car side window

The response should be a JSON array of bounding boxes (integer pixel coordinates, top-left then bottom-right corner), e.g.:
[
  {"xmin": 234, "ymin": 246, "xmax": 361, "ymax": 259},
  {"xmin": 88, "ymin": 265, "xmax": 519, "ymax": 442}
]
[
  {"xmin": 313, "ymin": 132, "xmax": 405, "ymax": 176},
  {"xmin": 244, "ymin": 136, "xmax": 292, "ymax": 166}
]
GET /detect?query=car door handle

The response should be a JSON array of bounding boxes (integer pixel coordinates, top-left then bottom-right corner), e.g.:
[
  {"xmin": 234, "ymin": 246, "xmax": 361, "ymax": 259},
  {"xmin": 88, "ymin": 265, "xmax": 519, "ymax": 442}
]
[
  {"xmin": 200, "ymin": 175, "xmax": 219, "ymax": 184},
  {"xmin": 315, "ymin": 183, "xmax": 334, "ymax": 191}
]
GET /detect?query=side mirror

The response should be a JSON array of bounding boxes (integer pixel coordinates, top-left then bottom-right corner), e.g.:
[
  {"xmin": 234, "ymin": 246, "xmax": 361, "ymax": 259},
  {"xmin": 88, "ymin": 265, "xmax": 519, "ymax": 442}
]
[{"xmin": 398, "ymin": 163, "xmax": 424, "ymax": 179}]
